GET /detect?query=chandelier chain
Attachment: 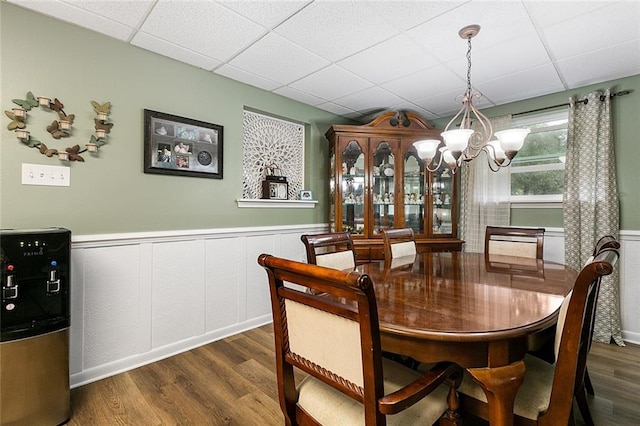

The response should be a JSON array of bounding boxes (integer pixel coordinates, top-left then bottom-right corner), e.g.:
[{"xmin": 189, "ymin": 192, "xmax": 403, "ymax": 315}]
[{"xmin": 466, "ymin": 35, "xmax": 473, "ymax": 95}]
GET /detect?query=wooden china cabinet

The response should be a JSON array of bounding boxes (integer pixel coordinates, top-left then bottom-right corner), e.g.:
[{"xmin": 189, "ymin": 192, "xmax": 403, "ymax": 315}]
[{"xmin": 325, "ymin": 111, "xmax": 463, "ymax": 261}]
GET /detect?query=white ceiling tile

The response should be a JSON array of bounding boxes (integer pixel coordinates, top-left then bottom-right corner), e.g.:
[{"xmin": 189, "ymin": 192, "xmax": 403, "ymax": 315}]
[
  {"xmin": 273, "ymin": 0, "xmax": 400, "ymax": 61},
  {"xmin": 217, "ymin": 0, "xmax": 311, "ymax": 29},
  {"xmin": 524, "ymin": 0, "xmax": 624, "ymax": 28},
  {"xmin": 315, "ymin": 102, "xmax": 360, "ymax": 117},
  {"xmin": 365, "ymin": 0, "xmax": 466, "ymax": 32},
  {"xmin": 214, "ymin": 64, "xmax": 282, "ymax": 91},
  {"xmin": 338, "ymin": 34, "xmax": 438, "ymax": 84},
  {"xmin": 140, "ymin": 0, "xmax": 267, "ymax": 61},
  {"xmin": 381, "ymin": 65, "xmax": 465, "ymax": 101},
  {"xmin": 474, "ymin": 63, "xmax": 565, "ymax": 105},
  {"xmin": 228, "ymin": 32, "xmax": 330, "ymax": 85},
  {"xmin": 557, "ymin": 39, "xmax": 640, "ymax": 89},
  {"xmin": 408, "ymin": 0, "xmax": 535, "ymax": 62},
  {"xmin": 7, "ymin": 0, "xmax": 136, "ymax": 40},
  {"xmin": 289, "ymin": 65, "xmax": 373, "ymax": 100},
  {"xmin": 414, "ymin": 88, "xmax": 494, "ymax": 118},
  {"xmin": 62, "ymin": 0, "xmax": 154, "ymax": 28},
  {"xmin": 131, "ymin": 32, "xmax": 222, "ymax": 70},
  {"xmin": 542, "ymin": 1, "xmax": 640, "ymax": 60},
  {"xmin": 449, "ymin": 33, "xmax": 552, "ymax": 83},
  {"xmin": 333, "ymin": 87, "xmax": 405, "ymax": 112},
  {"xmin": 273, "ymin": 86, "xmax": 327, "ymax": 106}
]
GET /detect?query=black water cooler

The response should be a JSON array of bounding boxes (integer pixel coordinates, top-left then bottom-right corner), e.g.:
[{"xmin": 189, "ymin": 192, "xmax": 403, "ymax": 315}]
[{"xmin": 0, "ymin": 228, "xmax": 71, "ymax": 425}]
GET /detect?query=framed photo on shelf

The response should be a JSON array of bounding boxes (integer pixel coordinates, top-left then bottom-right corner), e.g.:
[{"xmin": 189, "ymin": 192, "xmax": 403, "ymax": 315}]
[
  {"xmin": 143, "ymin": 109, "xmax": 223, "ymax": 179},
  {"xmin": 299, "ymin": 190, "xmax": 313, "ymax": 200}
]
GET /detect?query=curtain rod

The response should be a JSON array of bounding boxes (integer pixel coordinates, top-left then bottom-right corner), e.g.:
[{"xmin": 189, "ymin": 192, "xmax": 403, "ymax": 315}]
[{"xmin": 512, "ymin": 90, "xmax": 632, "ymax": 117}]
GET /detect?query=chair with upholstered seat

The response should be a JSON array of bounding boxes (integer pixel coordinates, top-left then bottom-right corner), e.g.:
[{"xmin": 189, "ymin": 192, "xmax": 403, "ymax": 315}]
[
  {"xmin": 457, "ymin": 240, "xmax": 619, "ymax": 425},
  {"xmin": 485, "ymin": 226, "xmax": 545, "ymax": 259},
  {"xmin": 574, "ymin": 235, "xmax": 621, "ymax": 425},
  {"xmin": 257, "ymin": 254, "xmax": 461, "ymax": 426},
  {"xmin": 301, "ymin": 232, "xmax": 357, "ymax": 270},
  {"xmin": 382, "ymin": 228, "xmax": 417, "ymax": 260}
]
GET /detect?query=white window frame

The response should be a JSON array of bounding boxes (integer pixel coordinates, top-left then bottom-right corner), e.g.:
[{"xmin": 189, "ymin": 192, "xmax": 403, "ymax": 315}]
[{"xmin": 509, "ymin": 110, "xmax": 568, "ymax": 208}]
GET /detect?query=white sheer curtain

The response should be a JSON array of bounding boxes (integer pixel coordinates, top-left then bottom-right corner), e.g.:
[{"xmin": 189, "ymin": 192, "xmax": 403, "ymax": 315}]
[
  {"xmin": 459, "ymin": 115, "xmax": 512, "ymax": 253},
  {"xmin": 564, "ymin": 89, "xmax": 623, "ymax": 345}
]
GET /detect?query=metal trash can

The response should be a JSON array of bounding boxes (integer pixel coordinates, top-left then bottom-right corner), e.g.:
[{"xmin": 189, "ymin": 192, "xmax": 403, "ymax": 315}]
[{"xmin": 1, "ymin": 228, "xmax": 71, "ymax": 425}]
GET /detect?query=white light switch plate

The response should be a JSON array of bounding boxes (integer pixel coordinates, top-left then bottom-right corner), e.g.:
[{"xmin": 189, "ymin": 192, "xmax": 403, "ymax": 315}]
[{"xmin": 22, "ymin": 163, "xmax": 71, "ymax": 186}]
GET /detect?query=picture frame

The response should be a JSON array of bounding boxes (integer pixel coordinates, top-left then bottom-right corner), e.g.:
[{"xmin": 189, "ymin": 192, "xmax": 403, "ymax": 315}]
[
  {"xmin": 299, "ymin": 190, "xmax": 313, "ymax": 200},
  {"xmin": 144, "ymin": 109, "xmax": 223, "ymax": 179}
]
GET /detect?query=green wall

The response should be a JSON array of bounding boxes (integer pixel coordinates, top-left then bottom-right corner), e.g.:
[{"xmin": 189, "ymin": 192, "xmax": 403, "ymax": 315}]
[
  {"xmin": 0, "ymin": 3, "xmax": 353, "ymax": 235},
  {"xmin": 431, "ymin": 74, "xmax": 640, "ymax": 231}
]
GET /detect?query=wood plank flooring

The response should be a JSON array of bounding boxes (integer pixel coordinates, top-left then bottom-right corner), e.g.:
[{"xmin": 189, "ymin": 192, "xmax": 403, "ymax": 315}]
[{"xmin": 66, "ymin": 325, "xmax": 640, "ymax": 425}]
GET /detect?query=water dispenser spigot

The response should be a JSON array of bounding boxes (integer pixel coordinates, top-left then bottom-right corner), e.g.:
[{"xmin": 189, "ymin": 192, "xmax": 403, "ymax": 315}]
[
  {"xmin": 47, "ymin": 261, "xmax": 61, "ymax": 294},
  {"xmin": 3, "ymin": 272, "xmax": 18, "ymax": 300}
]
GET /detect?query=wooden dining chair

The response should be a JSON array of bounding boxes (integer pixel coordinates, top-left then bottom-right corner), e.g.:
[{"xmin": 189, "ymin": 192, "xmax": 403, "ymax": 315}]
[
  {"xmin": 301, "ymin": 232, "xmax": 357, "ymax": 270},
  {"xmin": 457, "ymin": 241, "xmax": 620, "ymax": 426},
  {"xmin": 382, "ymin": 228, "xmax": 417, "ymax": 259},
  {"xmin": 574, "ymin": 234, "xmax": 621, "ymax": 425},
  {"xmin": 257, "ymin": 254, "xmax": 462, "ymax": 426},
  {"xmin": 485, "ymin": 226, "xmax": 545, "ymax": 259}
]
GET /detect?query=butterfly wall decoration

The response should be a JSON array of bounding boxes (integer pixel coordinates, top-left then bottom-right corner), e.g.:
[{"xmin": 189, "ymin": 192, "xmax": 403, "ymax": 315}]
[
  {"xmin": 49, "ymin": 98, "xmax": 64, "ymax": 112},
  {"xmin": 88, "ymin": 134, "xmax": 107, "ymax": 148},
  {"xmin": 39, "ymin": 142, "xmax": 58, "ymax": 157},
  {"xmin": 57, "ymin": 111, "xmax": 75, "ymax": 125},
  {"xmin": 47, "ymin": 120, "xmax": 70, "ymax": 139},
  {"xmin": 12, "ymin": 91, "xmax": 38, "ymax": 110},
  {"xmin": 94, "ymin": 118, "xmax": 114, "ymax": 134},
  {"xmin": 5, "ymin": 92, "xmax": 114, "ymax": 162},
  {"xmin": 5, "ymin": 110, "xmax": 26, "ymax": 130},
  {"xmin": 65, "ymin": 145, "xmax": 84, "ymax": 162},
  {"xmin": 91, "ymin": 101, "xmax": 111, "ymax": 116}
]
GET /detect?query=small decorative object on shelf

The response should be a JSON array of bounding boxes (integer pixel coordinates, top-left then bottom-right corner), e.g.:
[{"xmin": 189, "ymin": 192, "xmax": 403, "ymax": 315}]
[
  {"xmin": 4, "ymin": 91, "xmax": 114, "ymax": 162},
  {"xmin": 299, "ymin": 190, "xmax": 313, "ymax": 200},
  {"xmin": 262, "ymin": 164, "xmax": 288, "ymax": 200}
]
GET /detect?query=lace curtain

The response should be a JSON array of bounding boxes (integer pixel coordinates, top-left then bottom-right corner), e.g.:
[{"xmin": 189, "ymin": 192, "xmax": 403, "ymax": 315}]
[
  {"xmin": 459, "ymin": 115, "xmax": 512, "ymax": 253},
  {"xmin": 564, "ymin": 89, "xmax": 623, "ymax": 345}
]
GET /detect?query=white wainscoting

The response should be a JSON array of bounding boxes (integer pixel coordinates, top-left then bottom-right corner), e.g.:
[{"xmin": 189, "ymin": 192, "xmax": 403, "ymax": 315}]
[
  {"xmin": 69, "ymin": 224, "xmax": 326, "ymax": 388},
  {"xmin": 69, "ymin": 225, "xmax": 640, "ymax": 388}
]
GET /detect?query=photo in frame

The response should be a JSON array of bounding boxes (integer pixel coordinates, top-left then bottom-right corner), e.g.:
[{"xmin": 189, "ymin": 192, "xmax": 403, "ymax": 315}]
[{"xmin": 144, "ymin": 109, "xmax": 223, "ymax": 179}]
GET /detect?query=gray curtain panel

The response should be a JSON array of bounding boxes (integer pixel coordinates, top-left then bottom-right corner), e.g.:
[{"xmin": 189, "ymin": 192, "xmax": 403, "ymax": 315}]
[{"xmin": 564, "ymin": 89, "xmax": 623, "ymax": 345}]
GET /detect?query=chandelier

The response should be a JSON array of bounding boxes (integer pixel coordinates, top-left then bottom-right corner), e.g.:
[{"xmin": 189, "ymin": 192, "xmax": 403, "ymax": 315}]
[{"xmin": 413, "ymin": 25, "xmax": 530, "ymax": 173}]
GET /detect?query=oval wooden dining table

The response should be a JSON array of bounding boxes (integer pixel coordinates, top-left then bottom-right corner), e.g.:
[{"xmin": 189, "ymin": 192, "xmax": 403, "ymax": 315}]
[{"xmin": 355, "ymin": 251, "xmax": 578, "ymax": 426}]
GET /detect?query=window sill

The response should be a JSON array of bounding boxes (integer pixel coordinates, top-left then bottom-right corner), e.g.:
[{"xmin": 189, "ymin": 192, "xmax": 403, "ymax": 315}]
[
  {"xmin": 510, "ymin": 201, "xmax": 562, "ymax": 209},
  {"xmin": 236, "ymin": 199, "xmax": 318, "ymax": 209}
]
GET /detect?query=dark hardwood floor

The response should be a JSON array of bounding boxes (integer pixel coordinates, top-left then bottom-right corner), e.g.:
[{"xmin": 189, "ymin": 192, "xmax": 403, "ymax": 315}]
[{"xmin": 66, "ymin": 325, "xmax": 640, "ymax": 425}]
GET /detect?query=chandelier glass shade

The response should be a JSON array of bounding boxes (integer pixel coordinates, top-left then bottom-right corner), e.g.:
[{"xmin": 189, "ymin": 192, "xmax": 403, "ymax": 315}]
[{"xmin": 414, "ymin": 25, "xmax": 530, "ymax": 173}]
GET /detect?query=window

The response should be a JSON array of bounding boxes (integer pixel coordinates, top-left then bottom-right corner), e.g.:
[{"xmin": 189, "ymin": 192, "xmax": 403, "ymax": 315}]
[{"xmin": 509, "ymin": 109, "xmax": 568, "ymax": 205}]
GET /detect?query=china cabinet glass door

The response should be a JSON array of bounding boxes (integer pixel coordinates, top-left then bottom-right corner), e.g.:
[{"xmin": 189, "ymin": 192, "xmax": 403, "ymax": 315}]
[
  {"xmin": 371, "ymin": 140, "xmax": 395, "ymax": 236},
  {"xmin": 403, "ymin": 148, "xmax": 425, "ymax": 235},
  {"xmin": 341, "ymin": 139, "xmax": 365, "ymax": 234},
  {"xmin": 431, "ymin": 166, "xmax": 454, "ymax": 235}
]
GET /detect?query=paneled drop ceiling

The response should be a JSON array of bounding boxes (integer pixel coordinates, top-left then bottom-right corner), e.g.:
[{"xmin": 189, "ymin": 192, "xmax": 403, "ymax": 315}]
[{"xmin": 7, "ymin": 0, "xmax": 640, "ymax": 122}]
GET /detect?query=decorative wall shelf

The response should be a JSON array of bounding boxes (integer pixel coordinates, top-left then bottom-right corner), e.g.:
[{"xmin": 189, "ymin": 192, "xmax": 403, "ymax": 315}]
[{"xmin": 236, "ymin": 199, "xmax": 317, "ymax": 209}]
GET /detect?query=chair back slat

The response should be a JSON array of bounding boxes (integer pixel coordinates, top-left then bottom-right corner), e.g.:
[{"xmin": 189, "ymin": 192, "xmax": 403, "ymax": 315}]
[
  {"xmin": 382, "ymin": 228, "xmax": 417, "ymax": 260},
  {"xmin": 301, "ymin": 232, "xmax": 356, "ymax": 269},
  {"xmin": 485, "ymin": 226, "xmax": 545, "ymax": 259},
  {"xmin": 285, "ymin": 298, "xmax": 364, "ymax": 387}
]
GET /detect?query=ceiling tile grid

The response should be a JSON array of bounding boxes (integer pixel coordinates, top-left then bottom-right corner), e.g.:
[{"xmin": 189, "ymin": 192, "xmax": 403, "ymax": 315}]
[{"xmin": 7, "ymin": 0, "xmax": 638, "ymax": 122}]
